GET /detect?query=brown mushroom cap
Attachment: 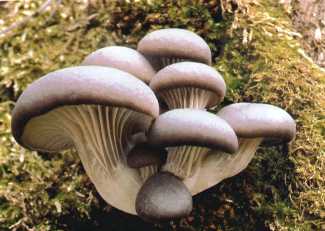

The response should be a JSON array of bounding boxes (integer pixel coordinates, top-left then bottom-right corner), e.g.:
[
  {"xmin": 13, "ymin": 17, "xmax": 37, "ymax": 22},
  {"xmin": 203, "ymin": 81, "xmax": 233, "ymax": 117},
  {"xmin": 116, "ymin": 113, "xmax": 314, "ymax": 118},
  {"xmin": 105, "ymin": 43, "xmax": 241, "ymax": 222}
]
[
  {"xmin": 82, "ymin": 46, "xmax": 155, "ymax": 84},
  {"xmin": 137, "ymin": 28, "xmax": 211, "ymax": 65},
  {"xmin": 150, "ymin": 62, "xmax": 226, "ymax": 107},
  {"xmin": 217, "ymin": 103, "xmax": 296, "ymax": 142},
  {"xmin": 11, "ymin": 66, "xmax": 159, "ymax": 148},
  {"xmin": 135, "ymin": 171, "xmax": 193, "ymax": 222},
  {"xmin": 148, "ymin": 109, "xmax": 238, "ymax": 153},
  {"xmin": 127, "ymin": 144, "xmax": 167, "ymax": 168}
]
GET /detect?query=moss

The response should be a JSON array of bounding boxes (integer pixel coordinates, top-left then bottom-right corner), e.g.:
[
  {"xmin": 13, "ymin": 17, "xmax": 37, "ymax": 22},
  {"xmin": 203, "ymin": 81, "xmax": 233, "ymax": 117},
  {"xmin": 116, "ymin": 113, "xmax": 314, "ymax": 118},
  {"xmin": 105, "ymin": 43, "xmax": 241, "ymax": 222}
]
[{"xmin": 0, "ymin": 0, "xmax": 324, "ymax": 230}]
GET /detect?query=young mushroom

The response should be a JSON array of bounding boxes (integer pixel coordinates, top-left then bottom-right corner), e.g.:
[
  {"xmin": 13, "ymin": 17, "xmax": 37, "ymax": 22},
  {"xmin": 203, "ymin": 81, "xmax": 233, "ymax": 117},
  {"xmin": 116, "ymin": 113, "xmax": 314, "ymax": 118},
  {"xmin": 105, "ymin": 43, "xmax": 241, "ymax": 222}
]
[
  {"xmin": 11, "ymin": 66, "xmax": 159, "ymax": 215},
  {"xmin": 82, "ymin": 46, "xmax": 156, "ymax": 84},
  {"xmin": 186, "ymin": 103, "xmax": 296, "ymax": 195},
  {"xmin": 127, "ymin": 143, "xmax": 167, "ymax": 181},
  {"xmin": 136, "ymin": 172, "xmax": 193, "ymax": 222},
  {"xmin": 150, "ymin": 62, "xmax": 226, "ymax": 109},
  {"xmin": 137, "ymin": 28, "xmax": 212, "ymax": 70}
]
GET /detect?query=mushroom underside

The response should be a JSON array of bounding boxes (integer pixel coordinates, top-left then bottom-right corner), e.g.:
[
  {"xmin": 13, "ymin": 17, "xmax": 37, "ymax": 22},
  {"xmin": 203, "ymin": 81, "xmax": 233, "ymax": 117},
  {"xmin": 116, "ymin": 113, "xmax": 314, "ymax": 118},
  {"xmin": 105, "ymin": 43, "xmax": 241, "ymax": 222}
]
[
  {"xmin": 163, "ymin": 145, "xmax": 209, "ymax": 179},
  {"xmin": 184, "ymin": 138, "xmax": 263, "ymax": 195},
  {"xmin": 138, "ymin": 165, "xmax": 159, "ymax": 181},
  {"xmin": 159, "ymin": 87, "xmax": 216, "ymax": 109},
  {"xmin": 22, "ymin": 104, "xmax": 153, "ymax": 214},
  {"xmin": 149, "ymin": 57, "xmax": 190, "ymax": 70}
]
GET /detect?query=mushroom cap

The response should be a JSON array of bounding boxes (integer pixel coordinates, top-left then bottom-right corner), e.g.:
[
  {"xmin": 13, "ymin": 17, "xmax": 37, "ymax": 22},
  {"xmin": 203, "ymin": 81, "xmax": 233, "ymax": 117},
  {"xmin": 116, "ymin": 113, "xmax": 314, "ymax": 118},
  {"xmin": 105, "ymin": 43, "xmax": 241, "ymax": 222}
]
[
  {"xmin": 82, "ymin": 46, "xmax": 155, "ymax": 84},
  {"xmin": 11, "ymin": 66, "xmax": 159, "ymax": 147},
  {"xmin": 150, "ymin": 62, "xmax": 226, "ymax": 107},
  {"xmin": 127, "ymin": 144, "xmax": 167, "ymax": 168},
  {"xmin": 148, "ymin": 109, "xmax": 238, "ymax": 153},
  {"xmin": 217, "ymin": 103, "xmax": 296, "ymax": 142},
  {"xmin": 137, "ymin": 28, "xmax": 211, "ymax": 65},
  {"xmin": 135, "ymin": 171, "xmax": 192, "ymax": 222}
]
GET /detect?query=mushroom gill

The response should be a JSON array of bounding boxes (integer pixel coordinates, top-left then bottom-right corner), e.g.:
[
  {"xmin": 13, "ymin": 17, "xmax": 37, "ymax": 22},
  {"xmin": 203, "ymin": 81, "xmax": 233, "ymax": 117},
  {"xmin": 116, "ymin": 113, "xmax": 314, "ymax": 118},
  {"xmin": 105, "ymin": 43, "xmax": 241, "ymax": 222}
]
[
  {"xmin": 184, "ymin": 138, "xmax": 263, "ymax": 195},
  {"xmin": 163, "ymin": 146, "xmax": 209, "ymax": 179},
  {"xmin": 23, "ymin": 105, "xmax": 150, "ymax": 213},
  {"xmin": 159, "ymin": 87, "xmax": 216, "ymax": 109}
]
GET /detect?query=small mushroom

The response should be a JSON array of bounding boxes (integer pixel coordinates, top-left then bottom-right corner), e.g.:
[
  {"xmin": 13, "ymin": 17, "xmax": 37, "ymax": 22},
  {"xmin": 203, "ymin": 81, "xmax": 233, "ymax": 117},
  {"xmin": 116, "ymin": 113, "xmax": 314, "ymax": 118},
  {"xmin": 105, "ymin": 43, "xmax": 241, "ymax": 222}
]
[
  {"xmin": 137, "ymin": 28, "xmax": 211, "ymax": 70},
  {"xmin": 186, "ymin": 103, "xmax": 296, "ymax": 195},
  {"xmin": 136, "ymin": 172, "xmax": 193, "ymax": 222},
  {"xmin": 148, "ymin": 109, "xmax": 238, "ymax": 181},
  {"xmin": 150, "ymin": 62, "xmax": 226, "ymax": 109},
  {"xmin": 127, "ymin": 143, "xmax": 167, "ymax": 181},
  {"xmin": 11, "ymin": 66, "xmax": 159, "ymax": 214},
  {"xmin": 82, "ymin": 46, "xmax": 156, "ymax": 84}
]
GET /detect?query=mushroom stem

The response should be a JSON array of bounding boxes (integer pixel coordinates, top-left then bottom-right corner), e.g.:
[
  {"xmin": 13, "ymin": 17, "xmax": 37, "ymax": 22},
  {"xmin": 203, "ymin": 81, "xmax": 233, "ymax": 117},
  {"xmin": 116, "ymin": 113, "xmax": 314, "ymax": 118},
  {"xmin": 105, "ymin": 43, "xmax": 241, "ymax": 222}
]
[
  {"xmin": 184, "ymin": 138, "xmax": 263, "ymax": 195},
  {"xmin": 162, "ymin": 146, "xmax": 209, "ymax": 179},
  {"xmin": 22, "ymin": 104, "xmax": 149, "ymax": 214},
  {"xmin": 159, "ymin": 87, "xmax": 213, "ymax": 109},
  {"xmin": 139, "ymin": 165, "xmax": 159, "ymax": 181}
]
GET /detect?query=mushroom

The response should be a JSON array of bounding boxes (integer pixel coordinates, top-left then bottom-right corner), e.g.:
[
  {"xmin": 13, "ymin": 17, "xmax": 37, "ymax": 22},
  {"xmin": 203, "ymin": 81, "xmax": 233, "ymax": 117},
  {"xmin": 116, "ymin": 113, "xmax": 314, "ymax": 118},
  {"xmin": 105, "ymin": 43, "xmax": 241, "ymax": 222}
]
[
  {"xmin": 82, "ymin": 46, "xmax": 156, "ymax": 84},
  {"xmin": 11, "ymin": 66, "xmax": 159, "ymax": 215},
  {"xmin": 147, "ymin": 109, "xmax": 238, "ymax": 181},
  {"xmin": 137, "ymin": 28, "xmax": 211, "ymax": 70},
  {"xmin": 150, "ymin": 62, "xmax": 226, "ymax": 109},
  {"xmin": 186, "ymin": 103, "xmax": 296, "ymax": 195},
  {"xmin": 127, "ymin": 143, "xmax": 167, "ymax": 181},
  {"xmin": 134, "ymin": 108, "xmax": 237, "ymax": 221},
  {"xmin": 136, "ymin": 172, "xmax": 193, "ymax": 222}
]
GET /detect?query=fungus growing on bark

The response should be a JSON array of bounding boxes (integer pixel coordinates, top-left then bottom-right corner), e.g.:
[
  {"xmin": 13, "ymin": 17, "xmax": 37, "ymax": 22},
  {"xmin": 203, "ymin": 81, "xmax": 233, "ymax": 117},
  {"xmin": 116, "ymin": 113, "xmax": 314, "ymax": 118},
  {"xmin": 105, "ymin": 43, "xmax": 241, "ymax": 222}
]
[
  {"xmin": 127, "ymin": 143, "xmax": 167, "ymax": 181},
  {"xmin": 11, "ymin": 66, "xmax": 159, "ymax": 214},
  {"xmin": 186, "ymin": 103, "xmax": 296, "ymax": 195},
  {"xmin": 10, "ymin": 26, "xmax": 298, "ymax": 223},
  {"xmin": 82, "ymin": 46, "xmax": 156, "ymax": 84},
  {"xmin": 150, "ymin": 62, "xmax": 226, "ymax": 109},
  {"xmin": 137, "ymin": 28, "xmax": 211, "ymax": 70}
]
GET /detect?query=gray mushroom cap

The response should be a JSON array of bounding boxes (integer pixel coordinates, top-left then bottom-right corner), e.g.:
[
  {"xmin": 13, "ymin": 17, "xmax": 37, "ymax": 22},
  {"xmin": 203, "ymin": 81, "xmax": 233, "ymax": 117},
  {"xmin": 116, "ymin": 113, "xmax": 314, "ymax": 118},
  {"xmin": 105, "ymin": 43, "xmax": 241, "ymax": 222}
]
[
  {"xmin": 127, "ymin": 144, "xmax": 167, "ymax": 168},
  {"xmin": 11, "ymin": 66, "xmax": 159, "ymax": 150},
  {"xmin": 137, "ymin": 28, "xmax": 211, "ymax": 66},
  {"xmin": 148, "ymin": 109, "xmax": 238, "ymax": 153},
  {"xmin": 217, "ymin": 103, "xmax": 296, "ymax": 142},
  {"xmin": 150, "ymin": 62, "xmax": 226, "ymax": 107},
  {"xmin": 82, "ymin": 46, "xmax": 156, "ymax": 84},
  {"xmin": 135, "ymin": 171, "xmax": 193, "ymax": 222}
]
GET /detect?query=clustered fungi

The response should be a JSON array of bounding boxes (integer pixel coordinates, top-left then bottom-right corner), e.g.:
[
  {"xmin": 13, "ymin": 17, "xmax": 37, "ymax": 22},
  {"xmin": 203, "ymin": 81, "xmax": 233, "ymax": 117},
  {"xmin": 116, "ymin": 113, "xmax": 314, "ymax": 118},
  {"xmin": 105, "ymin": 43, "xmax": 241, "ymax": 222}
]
[{"xmin": 11, "ymin": 28, "xmax": 296, "ymax": 222}]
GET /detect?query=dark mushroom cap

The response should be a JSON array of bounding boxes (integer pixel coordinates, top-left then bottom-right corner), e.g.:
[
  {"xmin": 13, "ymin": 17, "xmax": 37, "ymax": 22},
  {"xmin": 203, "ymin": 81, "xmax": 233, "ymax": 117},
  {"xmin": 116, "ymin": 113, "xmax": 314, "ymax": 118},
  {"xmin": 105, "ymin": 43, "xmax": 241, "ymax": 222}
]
[
  {"xmin": 150, "ymin": 62, "xmax": 226, "ymax": 107},
  {"xmin": 82, "ymin": 46, "xmax": 155, "ymax": 84},
  {"xmin": 11, "ymin": 66, "xmax": 159, "ymax": 147},
  {"xmin": 127, "ymin": 144, "xmax": 167, "ymax": 168},
  {"xmin": 148, "ymin": 109, "xmax": 238, "ymax": 153},
  {"xmin": 137, "ymin": 28, "xmax": 211, "ymax": 65},
  {"xmin": 135, "ymin": 171, "xmax": 192, "ymax": 222},
  {"xmin": 217, "ymin": 103, "xmax": 296, "ymax": 142}
]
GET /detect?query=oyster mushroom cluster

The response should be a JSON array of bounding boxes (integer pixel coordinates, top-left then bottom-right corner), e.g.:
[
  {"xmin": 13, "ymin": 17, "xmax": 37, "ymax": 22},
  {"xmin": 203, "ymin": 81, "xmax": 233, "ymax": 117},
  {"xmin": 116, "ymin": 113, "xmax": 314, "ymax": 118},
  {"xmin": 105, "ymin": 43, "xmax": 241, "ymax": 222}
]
[{"xmin": 11, "ymin": 28, "xmax": 296, "ymax": 222}]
